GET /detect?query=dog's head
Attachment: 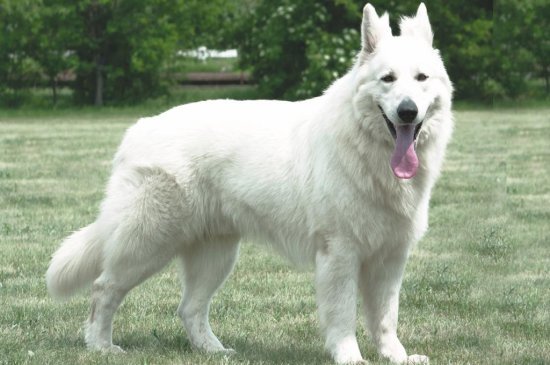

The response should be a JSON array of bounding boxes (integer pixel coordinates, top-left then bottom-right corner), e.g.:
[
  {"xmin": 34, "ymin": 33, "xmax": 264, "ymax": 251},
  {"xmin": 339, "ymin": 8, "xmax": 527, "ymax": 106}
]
[{"xmin": 353, "ymin": 3, "xmax": 453, "ymax": 179}]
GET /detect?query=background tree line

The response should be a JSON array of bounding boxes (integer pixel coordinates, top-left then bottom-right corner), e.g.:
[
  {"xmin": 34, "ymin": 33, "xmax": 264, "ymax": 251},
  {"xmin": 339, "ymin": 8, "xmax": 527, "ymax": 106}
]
[
  {"xmin": 0, "ymin": 0, "xmax": 232, "ymax": 106},
  {"xmin": 236, "ymin": 0, "xmax": 549, "ymax": 101},
  {"xmin": 0, "ymin": 0, "xmax": 547, "ymax": 107}
]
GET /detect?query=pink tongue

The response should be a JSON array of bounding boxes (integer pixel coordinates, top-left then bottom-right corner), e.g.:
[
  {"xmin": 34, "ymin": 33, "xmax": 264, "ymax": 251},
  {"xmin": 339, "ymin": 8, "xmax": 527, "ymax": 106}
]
[{"xmin": 390, "ymin": 124, "xmax": 418, "ymax": 179}]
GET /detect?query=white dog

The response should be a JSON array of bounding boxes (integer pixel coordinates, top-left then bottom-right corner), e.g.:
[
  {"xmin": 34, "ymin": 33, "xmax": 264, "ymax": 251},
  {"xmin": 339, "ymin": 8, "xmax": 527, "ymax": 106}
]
[{"xmin": 47, "ymin": 3, "xmax": 452, "ymax": 364}]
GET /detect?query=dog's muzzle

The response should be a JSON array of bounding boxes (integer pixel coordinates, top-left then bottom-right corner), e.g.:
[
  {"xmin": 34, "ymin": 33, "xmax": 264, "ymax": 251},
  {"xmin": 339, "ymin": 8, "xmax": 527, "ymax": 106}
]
[
  {"xmin": 377, "ymin": 104, "xmax": 424, "ymax": 179},
  {"xmin": 378, "ymin": 105, "xmax": 423, "ymax": 141}
]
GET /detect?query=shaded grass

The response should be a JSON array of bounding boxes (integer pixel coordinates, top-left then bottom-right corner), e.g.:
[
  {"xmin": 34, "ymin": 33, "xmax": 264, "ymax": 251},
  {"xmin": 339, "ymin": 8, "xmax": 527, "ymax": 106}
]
[{"xmin": 1, "ymin": 105, "xmax": 549, "ymax": 364}]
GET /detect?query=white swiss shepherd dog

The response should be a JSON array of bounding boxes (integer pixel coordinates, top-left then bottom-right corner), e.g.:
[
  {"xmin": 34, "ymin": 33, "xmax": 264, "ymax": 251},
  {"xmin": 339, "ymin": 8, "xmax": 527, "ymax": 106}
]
[{"xmin": 47, "ymin": 3, "xmax": 453, "ymax": 364}]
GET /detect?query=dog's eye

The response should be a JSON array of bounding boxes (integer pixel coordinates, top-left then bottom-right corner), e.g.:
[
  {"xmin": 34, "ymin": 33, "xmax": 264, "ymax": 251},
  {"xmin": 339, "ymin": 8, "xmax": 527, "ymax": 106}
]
[
  {"xmin": 416, "ymin": 73, "xmax": 429, "ymax": 82},
  {"xmin": 381, "ymin": 74, "xmax": 396, "ymax": 83}
]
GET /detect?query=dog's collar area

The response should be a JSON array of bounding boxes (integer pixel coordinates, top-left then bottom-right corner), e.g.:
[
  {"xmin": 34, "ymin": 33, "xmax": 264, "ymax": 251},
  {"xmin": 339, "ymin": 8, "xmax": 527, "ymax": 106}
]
[{"xmin": 378, "ymin": 105, "xmax": 423, "ymax": 141}]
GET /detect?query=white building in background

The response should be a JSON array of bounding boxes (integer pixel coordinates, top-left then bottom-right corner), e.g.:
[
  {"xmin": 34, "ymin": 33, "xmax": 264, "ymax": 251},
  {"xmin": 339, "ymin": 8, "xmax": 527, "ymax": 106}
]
[{"xmin": 177, "ymin": 47, "xmax": 238, "ymax": 61}]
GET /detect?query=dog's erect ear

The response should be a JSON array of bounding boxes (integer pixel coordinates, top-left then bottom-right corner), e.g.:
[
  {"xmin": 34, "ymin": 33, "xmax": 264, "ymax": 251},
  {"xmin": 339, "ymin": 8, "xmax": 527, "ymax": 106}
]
[
  {"xmin": 399, "ymin": 3, "xmax": 433, "ymax": 46},
  {"xmin": 362, "ymin": 3, "xmax": 392, "ymax": 54}
]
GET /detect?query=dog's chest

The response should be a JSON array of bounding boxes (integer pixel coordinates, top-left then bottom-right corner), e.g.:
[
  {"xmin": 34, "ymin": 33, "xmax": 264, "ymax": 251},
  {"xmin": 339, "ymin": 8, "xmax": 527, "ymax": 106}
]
[{"xmin": 321, "ymin": 176, "xmax": 429, "ymax": 251}]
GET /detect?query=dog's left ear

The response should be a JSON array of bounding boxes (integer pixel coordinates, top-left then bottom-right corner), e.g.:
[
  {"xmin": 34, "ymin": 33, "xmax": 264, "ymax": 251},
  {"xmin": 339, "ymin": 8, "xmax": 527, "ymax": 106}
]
[{"xmin": 400, "ymin": 3, "xmax": 433, "ymax": 46}]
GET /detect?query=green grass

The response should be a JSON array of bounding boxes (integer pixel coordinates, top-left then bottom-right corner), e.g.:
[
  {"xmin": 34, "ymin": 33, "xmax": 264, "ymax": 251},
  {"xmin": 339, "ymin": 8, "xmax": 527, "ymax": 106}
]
[{"xmin": 1, "ymin": 104, "xmax": 549, "ymax": 365}]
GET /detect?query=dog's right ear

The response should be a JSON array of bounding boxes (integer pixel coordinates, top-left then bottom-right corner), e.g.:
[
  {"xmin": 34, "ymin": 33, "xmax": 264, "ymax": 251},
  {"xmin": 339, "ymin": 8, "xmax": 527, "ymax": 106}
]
[{"xmin": 361, "ymin": 4, "xmax": 392, "ymax": 54}]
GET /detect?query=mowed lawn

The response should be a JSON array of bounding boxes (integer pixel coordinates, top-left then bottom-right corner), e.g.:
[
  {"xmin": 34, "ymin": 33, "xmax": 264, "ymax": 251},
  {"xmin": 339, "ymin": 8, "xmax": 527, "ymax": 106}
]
[{"xmin": 0, "ymin": 106, "xmax": 548, "ymax": 365}]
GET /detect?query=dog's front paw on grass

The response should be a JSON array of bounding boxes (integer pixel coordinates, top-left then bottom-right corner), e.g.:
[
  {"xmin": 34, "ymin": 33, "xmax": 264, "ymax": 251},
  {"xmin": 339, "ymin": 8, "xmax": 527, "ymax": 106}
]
[{"xmin": 333, "ymin": 350, "xmax": 367, "ymax": 364}]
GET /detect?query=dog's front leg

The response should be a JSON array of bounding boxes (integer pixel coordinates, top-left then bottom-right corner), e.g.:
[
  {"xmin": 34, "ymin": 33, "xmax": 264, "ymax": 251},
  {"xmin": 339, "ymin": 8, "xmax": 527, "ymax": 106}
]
[
  {"xmin": 360, "ymin": 247, "xmax": 429, "ymax": 364},
  {"xmin": 315, "ymin": 244, "xmax": 364, "ymax": 364}
]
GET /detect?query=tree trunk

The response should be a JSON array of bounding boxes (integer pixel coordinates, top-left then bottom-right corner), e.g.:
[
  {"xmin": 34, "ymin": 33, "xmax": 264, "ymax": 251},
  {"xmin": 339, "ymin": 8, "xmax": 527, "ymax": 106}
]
[
  {"xmin": 94, "ymin": 55, "xmax": 103, "ymax": 107},
  {"xmin": 545, "ymin": 67, "xmax": 549, "ymax": 95},
  {"xmin": 51, "ymin": 77, "xmax": 58, "ymax": 106}
]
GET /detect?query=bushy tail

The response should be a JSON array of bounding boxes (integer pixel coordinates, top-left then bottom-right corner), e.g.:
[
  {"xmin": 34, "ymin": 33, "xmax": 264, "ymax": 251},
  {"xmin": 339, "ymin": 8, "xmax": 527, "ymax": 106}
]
[{"xmin": 46, "ymin": 223, "xmax": 104, "ymax": 299}]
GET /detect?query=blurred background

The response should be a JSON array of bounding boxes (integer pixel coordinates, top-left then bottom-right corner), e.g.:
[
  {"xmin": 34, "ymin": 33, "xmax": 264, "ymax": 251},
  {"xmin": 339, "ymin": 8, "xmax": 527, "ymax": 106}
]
[{"xmin": 0, "ymin": 0, "xmax": 548, "ymax": 108}]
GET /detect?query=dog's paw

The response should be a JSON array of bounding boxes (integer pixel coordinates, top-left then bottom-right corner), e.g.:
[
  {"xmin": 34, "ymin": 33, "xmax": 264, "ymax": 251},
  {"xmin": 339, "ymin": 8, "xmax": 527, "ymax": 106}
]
[
  {"xmin": 331, "ymin": 336, "xmax": 365, "ymax": 364},
  {"xmin": 221, "ymin": 348, "xmax": 236, "ymax": 356},
  {"xmin": 333, "ymin": 350, "xmax": 365, "ymax": 364},
  {"xmin": 406, "ymin": 354, "xmax": 429, "ymax": 364}
]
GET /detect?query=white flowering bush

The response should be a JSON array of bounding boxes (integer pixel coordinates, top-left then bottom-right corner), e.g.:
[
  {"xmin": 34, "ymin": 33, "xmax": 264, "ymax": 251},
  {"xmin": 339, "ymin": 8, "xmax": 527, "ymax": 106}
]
[{"xmin": 296, "ymin": 28, "xmax": 359, "ymax": 98}]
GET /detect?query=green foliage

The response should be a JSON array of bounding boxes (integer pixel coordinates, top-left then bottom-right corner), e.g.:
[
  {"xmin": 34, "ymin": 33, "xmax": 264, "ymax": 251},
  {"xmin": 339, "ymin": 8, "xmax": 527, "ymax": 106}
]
[
  {"xmin": 0, "ymin": 0, "xmax": 233, "ymax": 106},
  {"xmin": 26, "ymin": 2, "xmax": 77, "ymax": 105},
  {"xmin": 0, "ymin": 0, "xmax": 547, "ymax": 105},
  {"xmin": 65, "ymin": 0, "xmax": 183, "ymax": 105},
  {"xmin": 0, "ymin": 0, "xmax": 43, "ymax": 106},
  {"xmin": 237, "ymin": 0, "xmax": 360, "ymax": 100},
  {"xmin": 237, "ymin": 0, "xmax": 548, "ymax": 101},
  {"xmin": 494, "ymin": 0, "xmax": 550, "ymax": 97},
  {"xmin": 299, "ymin": 28, "xmax": 360, "ymax": 99},
  {"xmin": 177, "ymin": 0, "xmax": 251, "ymax": 49}
]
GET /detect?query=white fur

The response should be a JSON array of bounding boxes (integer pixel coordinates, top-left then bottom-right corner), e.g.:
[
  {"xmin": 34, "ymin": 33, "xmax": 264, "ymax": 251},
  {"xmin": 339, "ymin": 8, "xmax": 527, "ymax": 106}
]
[{"xmin": 46, "ymin": 3, "xmax": 452, "ymax": 364}]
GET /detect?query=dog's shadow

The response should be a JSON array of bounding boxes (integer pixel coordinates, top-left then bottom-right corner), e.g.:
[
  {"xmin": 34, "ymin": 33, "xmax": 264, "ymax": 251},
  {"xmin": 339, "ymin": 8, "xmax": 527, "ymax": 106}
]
[
  {"xmin": 109, "ymin": 330, "xmax": 331, "ymax": 364},
  {"xmin": 49, "ymin": 327, "xmax": 383, "ymax": 364},
  {"xmin": 226, "ymin": 336, "xmax": 330, "ymax": 365}
]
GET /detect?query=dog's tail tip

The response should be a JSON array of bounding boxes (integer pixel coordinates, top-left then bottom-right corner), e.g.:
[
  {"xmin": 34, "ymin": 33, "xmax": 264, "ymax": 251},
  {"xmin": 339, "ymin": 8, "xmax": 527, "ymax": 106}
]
[{"xmin": 46, "ymin": 224, "xmax": 103, "ymax": 300}]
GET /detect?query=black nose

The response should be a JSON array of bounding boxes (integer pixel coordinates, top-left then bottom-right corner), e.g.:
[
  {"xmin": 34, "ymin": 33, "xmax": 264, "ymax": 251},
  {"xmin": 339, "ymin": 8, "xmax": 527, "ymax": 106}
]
[{"xmin": 397, "ymin": 98, "xmax": 418, "ymax": 124}]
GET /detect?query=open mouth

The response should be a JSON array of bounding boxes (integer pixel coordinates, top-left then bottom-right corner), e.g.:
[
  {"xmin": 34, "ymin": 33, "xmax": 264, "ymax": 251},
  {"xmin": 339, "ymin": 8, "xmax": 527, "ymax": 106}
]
[
  {"xmin": 378, "ymin": 105, "xmax": 423, "ymax": 141},
  {"xmin": 377, "ymin": 105, "xmax": 424, "ymax": 179}
]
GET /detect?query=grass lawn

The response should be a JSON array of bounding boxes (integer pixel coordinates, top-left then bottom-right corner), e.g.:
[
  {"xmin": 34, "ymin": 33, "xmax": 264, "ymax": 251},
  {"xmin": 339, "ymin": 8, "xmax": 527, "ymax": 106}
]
[{"xmin": 0, "ymin": 102, "xmax": 548, "ymax": 365}]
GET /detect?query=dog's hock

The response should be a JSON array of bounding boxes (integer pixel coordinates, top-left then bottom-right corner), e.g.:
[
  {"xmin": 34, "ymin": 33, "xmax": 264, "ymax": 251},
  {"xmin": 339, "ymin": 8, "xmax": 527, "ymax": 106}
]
[
  {"xmin": 361, "ymin": 3, "xmax": 392, "ymax": 54},
  {"xmin": 399, "ymin": 3, "xmax": 433, "ymax": 46}
]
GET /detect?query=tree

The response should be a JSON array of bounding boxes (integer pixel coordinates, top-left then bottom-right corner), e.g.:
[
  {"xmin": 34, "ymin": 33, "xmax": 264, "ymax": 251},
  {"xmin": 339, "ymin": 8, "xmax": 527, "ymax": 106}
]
[
  {"xmin": 66, "ymin": 0, "xmax": 234, "ymax": 106},
  {"xmin": 237, "ymin": 0, "xmax": 546, "ymax": 101},
  {"xmin": 1, "ymin": 0, "xmax": 240, "ymax": 106},
  {"xmin": 175, "ymin": 0, "xmax": 249, "ymax": 49},
  {"xmin": 237, "ymin": 0, "xmax": 360, "ymax": 100},
  {"xmin": 26, "ymin": 1, "xmax": 75, "ymax": 105},
  {"xmin": 531, "ymin": 0, "xmax": 550, "ymax": 94},
  {"xmin": 0, "ymin": 0, "xmax": 43, "ymax": 106},
  {"xmin": 63, "ymin": 0, "xmax": 186, "ymax": 106},
  {"xmin": 494, "ymin": 0, "xmax": 550, "ymax": 96}
]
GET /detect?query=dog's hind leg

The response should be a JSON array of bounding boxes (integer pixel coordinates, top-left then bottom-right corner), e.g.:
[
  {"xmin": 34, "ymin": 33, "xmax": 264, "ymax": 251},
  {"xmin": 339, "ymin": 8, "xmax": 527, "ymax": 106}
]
[
  {"xmin": 177, "ymin": 238, "xmax": 240, "ymax": 354},
  {"xmin": 85, "ymin": 168, "xmax": 185, "ymax": 352},
  {"xmin": 85, "ymin": 235, "xmax": 177, "ymax": 352}
]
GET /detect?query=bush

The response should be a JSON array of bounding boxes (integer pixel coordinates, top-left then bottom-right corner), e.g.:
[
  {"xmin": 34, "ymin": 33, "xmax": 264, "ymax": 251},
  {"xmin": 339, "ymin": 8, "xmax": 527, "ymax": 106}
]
[
  {"xmin": 68, "ymin": 0, "xmax": 182, "ymax": 105},
  {"xmin": 237, "ymin": 0, "xmax": 359, "ymax": 100},
  {"xmin": 237, "ymin": 0, "xmax": 547, "ymax": 101}
]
